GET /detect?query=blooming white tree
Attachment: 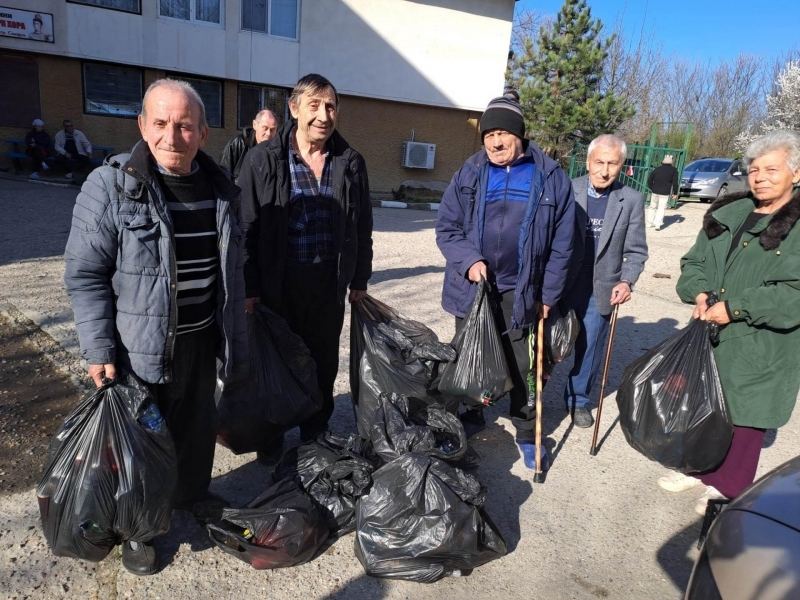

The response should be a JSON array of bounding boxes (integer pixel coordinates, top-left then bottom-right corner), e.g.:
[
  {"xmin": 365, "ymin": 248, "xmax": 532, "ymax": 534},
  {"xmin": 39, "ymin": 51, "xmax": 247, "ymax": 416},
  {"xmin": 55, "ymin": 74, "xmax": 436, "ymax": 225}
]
[{"xmin": 736, "ymin": 61, "xmax": 800, "ymax": 151}]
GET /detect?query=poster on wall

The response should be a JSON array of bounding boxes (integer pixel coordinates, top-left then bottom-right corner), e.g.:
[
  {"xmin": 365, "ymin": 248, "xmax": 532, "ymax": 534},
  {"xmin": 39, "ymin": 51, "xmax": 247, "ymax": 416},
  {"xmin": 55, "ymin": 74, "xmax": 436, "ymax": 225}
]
[{"xmin": 0, "ymin": 7, "xmax": 54, "ymax": 43}]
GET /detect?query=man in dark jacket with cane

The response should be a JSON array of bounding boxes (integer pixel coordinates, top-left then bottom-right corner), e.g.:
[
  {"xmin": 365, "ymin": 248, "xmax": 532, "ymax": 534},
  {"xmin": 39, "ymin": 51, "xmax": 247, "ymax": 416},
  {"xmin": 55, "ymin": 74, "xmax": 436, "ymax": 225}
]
[{"xmin": 436, "ymin": 93, "xmax": 576, "ymax": 470}]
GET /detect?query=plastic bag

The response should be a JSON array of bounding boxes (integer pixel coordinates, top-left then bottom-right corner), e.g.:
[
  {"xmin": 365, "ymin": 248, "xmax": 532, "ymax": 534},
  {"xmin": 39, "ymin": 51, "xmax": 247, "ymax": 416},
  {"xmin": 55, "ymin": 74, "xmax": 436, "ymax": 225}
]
[
  {"xmin": 350, "ymin": 295, "xmax": 457, "ymax": 439},
  {"xmin": 37, "ymin": 374, "xmax": 177, "ymax": 561},
  {"xmin": 545, "ymin": 302, "xmax": 580, "ymax": 365},
  {"xmin": 271, "ymin": 432, "xmax": 375, "ymax": 535},
  {"xmin": 616, "ymin": 319, "xmax": 733, "ymax": 473},
  {"xmin": 354, "ymin": 453, "xmax": 506, "ymax": 582},
  {"xmin": 438, "ymin": 279, "xmax": 513, "ymax": 407},
  {"xmin": 217, "ymin": 304, "xmax": 323, "ymax": 454},
  {"xmin": 206, "ymin": 478, "xmax": 329, "ymax": 570},
  {"xmin": 368, "ymin": 393, "xmax": 479, "ymax": 469}
]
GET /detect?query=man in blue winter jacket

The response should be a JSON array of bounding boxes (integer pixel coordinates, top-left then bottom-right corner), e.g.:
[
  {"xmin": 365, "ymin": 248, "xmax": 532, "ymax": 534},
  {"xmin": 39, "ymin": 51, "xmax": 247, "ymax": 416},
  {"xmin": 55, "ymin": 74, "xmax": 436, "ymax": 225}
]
[{"xmin": 436, "ymin": 93, "xmax": 576, "ymax": 469}]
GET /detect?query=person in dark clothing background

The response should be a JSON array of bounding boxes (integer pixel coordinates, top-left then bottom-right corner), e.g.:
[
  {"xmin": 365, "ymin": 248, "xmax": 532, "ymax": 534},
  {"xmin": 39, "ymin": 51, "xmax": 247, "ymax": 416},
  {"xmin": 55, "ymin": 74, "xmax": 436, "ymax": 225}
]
[
  {"xmin": 220, "ymin": 109, "xmax": 278, "ymax": 182},
  {"xmin": 25, "ymin": 118, "xmax": 53, "ymax": 179},
  {"xmin": 238, "ymin": 74, "xmax": 373, "ymax": 466},
  {"xmin": 646, "ymin": 155, "xmax": 680, "ymax": 230},
  {"xmin": 436, "ymin": 92, "xmax": 575, "ymax": 470}
]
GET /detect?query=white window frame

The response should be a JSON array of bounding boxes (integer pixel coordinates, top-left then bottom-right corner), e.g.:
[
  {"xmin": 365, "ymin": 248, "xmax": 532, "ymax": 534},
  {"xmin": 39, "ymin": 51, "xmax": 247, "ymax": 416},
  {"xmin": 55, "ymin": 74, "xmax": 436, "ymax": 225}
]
[
  {"xmin": 240, "ymin": 0, "xmax": 300, "ymax": 41},
  {"xmin": 158, "ymin": 0, "xmax": 226, "ymax": 29}
]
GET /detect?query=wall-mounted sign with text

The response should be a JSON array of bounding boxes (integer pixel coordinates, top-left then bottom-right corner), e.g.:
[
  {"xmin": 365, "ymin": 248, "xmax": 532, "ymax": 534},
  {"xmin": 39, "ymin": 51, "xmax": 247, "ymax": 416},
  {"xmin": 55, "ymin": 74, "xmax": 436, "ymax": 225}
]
[{"xmin": 0, "ymin": 7, "xmax": 54, "ymax": 43}]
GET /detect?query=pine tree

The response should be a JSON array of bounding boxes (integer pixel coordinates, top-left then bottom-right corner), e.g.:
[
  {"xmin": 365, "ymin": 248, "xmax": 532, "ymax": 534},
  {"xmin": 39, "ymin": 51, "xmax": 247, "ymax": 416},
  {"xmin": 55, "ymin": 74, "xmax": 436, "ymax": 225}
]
[{"xmin": 508, "ymin": 0, "xmax": 634, "ymax": 157}]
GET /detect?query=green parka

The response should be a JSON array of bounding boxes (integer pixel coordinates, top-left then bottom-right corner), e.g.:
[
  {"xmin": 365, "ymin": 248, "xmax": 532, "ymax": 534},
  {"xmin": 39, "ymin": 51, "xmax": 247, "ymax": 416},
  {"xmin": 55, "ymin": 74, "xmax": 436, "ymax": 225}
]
[{"xmin": 677, "ymin": 192, "xmax": 800, "ymax": 429}]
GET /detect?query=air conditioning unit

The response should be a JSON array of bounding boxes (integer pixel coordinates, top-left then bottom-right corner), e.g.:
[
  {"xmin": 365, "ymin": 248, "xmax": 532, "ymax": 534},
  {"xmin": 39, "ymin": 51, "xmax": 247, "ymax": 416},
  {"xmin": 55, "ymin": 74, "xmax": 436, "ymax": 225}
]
[{"xmin": 401, "ymin": 141, "xmax": 436, "ymax": 169}]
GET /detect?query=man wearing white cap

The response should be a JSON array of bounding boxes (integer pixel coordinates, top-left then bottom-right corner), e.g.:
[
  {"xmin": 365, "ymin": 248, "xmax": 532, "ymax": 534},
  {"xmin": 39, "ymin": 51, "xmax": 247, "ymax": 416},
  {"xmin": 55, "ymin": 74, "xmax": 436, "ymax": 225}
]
[{"xmin": 25, "ymin": 119, "xmax": 53, "ymax": 179}]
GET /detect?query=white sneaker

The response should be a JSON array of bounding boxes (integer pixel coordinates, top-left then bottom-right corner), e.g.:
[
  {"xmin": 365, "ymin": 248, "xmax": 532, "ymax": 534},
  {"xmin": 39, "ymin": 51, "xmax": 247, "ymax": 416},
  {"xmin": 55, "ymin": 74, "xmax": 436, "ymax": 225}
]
[
  {"xmin": 41, "ymin": 162, "xmax": 50, "ymax": 171},
  {"xmin": 657, "ymin": 471, "xmax": 701, "ymax": 493},
  {"xmin": 695, "ymin": 486, "xmax": 726, "ymax": 516},
  {"xmin": 29, "ymin": 172, "xmax": 40, "ymax": 179},
  {"xmin": 65, "ymin": 172, "xmax": 74, "ymax": 180}
]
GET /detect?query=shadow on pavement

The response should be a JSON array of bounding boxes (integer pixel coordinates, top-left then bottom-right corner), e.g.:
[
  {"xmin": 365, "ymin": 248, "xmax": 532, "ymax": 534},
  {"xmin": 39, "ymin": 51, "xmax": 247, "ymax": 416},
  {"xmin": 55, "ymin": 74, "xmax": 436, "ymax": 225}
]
[
  {"xmin": 370, "ymin": 264, "xmax": 444, "ymax": 284},
  {"xmin": 657, "ymin": 518, "xmax": 701, "ymax": 595},
  {"xmin": 371, "ymin": 208, "xmax": 438, "ymax": 233}
]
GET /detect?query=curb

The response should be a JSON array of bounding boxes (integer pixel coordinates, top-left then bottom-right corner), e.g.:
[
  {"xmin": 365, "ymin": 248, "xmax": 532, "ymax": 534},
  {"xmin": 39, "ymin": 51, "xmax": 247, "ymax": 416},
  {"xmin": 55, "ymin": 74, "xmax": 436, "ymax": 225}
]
[
  {"xmin": 0, "ymin": 172, "xmax": 78, "ymax": 189},
  {"xmin": 371, "ymin": 200, "xmax": 439, "ymax": 211}
]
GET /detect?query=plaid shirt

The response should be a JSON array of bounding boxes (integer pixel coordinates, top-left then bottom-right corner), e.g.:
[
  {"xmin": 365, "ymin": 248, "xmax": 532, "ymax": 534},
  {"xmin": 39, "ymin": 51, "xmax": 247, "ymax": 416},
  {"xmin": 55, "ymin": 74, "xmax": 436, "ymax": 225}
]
[{"xmin": 287, "ymin": 135, "xmax": 336, "ymax": 264}]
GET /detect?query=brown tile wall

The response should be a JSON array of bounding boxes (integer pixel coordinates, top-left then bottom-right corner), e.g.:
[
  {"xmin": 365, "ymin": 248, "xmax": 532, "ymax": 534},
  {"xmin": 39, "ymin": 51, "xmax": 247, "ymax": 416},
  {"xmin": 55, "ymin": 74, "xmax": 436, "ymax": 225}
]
[{"xmin": 1, "ymin": 53, "xmax": 483, "ymax": 192}]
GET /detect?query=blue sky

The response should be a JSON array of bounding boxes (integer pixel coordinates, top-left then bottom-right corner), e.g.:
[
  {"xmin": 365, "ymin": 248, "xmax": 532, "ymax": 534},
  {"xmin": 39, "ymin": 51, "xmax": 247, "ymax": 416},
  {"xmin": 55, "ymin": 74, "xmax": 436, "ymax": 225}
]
[{"xmin": 517, "ymin": 0, "xmax": 799, "ymax": 64}]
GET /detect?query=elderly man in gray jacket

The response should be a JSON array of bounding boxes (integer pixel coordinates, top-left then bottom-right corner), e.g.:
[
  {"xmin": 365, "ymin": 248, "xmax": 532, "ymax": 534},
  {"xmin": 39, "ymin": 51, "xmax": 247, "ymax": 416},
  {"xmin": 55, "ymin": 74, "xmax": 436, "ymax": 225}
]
[
  {"xmin": 563, "ymin": 134, "xmax": 648, "ymax": 427},
  {"xmin": 64, "ymin": 79, "xmax": 247, "ymax": 576}
]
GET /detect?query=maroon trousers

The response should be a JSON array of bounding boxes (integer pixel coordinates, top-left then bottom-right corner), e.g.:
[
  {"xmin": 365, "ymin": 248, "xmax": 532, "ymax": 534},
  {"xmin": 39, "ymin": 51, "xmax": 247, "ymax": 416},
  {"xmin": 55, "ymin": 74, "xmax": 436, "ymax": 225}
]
[{"xmin": 698, "ymin": 425, "xmax": 766, "ymax": 499}]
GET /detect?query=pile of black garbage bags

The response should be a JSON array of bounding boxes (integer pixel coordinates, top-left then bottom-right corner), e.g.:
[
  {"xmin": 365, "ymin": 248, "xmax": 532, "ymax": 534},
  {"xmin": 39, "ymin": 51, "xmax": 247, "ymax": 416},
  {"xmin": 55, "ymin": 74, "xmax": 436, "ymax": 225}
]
[{"xmin": 209, "ymin": 293, "xmax": 508, "ymax": 581}]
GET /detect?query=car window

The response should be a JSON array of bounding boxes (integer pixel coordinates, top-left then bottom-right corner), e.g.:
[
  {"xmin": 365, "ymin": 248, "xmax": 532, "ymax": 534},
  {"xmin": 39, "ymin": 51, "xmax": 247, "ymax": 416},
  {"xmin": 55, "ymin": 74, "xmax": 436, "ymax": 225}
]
[{"xmin": 685, "ymin": 160, "xmax": 733, "ymax": 173}]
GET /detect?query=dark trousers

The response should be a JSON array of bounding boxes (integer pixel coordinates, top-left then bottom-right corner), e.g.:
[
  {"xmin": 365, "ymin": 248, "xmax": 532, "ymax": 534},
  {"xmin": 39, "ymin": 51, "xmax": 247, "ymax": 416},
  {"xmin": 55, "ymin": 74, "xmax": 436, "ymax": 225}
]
[
  {"xmin": 457, "ymin": 289, "xmax": 542, "ymax": 442},
  {"xmin": 279, "ymin": 261, "xmax": 345, "ymax": 439},
  {"xmin": 149, "ymin": 325, "xmax": 218, "ymax": 507},
  {"xmin": 698, "ymin": 425, "xmax": 766, "ymax": 499},
  {"xmin": 26, "ymin": 146, "xmax": 49, "ymax": 172},
  {"xmin": 56, "ymin": 152, "xmax": 90, "ymax": 173}
]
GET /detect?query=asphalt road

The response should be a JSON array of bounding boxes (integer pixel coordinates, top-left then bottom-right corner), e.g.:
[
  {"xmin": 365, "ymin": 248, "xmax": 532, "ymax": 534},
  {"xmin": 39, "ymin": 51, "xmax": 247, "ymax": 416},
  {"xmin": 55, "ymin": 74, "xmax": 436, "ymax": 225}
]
[{"xmin": 0, "ymin": 176, "xmax": 797, "ymax": 600}]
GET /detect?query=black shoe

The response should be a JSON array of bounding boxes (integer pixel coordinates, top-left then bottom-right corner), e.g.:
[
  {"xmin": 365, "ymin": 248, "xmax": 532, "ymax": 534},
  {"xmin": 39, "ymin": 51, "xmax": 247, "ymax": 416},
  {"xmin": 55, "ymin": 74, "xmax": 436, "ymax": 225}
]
[
  {"xmin": 256, "ymin": 434, "xmax": 285, "ymax": 466},
  {"xmin": 459, "ymin": 409, "xmax": 487, "ymax": 438},
  {"xmin": 572, "ymin": 405, "xmax": 595, "ymax": 428},
  {"xmin": 121, "ymin": 540, "xmax": 158, "ymax": 576}
]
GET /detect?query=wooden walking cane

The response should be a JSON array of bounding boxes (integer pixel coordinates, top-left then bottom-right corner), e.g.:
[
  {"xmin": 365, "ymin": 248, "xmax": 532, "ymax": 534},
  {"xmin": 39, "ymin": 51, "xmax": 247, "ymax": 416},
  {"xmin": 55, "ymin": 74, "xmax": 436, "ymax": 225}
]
[
  {"xmin": 590, "ymin": 304, "xmax": 620, "ymax": 456},
  {"xmin": 533, "ymin": 313, "xmax": 546, "ymax": 483}
]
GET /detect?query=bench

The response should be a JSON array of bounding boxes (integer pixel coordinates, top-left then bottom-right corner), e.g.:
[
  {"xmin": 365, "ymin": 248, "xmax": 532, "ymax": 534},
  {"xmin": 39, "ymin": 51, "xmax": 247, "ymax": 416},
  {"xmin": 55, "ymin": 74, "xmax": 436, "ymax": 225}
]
[{"xmin": 4, "ymin": 138, "xmax": 115, "ymax": 176}]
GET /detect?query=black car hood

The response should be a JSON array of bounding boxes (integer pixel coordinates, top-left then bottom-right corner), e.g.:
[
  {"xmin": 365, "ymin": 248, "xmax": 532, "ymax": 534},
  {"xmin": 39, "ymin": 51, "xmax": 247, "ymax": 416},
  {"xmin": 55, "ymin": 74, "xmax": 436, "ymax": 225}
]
[{"xmin": 729, "ymin": 454, "xmax": 800, "ymax": 532}]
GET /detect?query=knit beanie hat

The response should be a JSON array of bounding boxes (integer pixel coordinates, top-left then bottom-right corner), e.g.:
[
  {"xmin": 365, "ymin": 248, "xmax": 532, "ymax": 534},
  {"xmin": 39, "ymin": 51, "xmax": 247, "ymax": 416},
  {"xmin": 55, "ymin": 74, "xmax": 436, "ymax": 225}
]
[{"xmin": 480, "ymin": 94, "xmax": 525, "ymax": 140}]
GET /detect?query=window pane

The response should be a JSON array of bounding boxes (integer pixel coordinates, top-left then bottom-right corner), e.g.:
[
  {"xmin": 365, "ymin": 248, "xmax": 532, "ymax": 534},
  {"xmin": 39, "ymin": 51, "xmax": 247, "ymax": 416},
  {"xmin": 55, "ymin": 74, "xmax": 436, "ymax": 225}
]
[
  {"xmin": 70, "ymin": 0, "xmax": 140, "ymax": 12},
  {"xmin": 238, "ymin": 85, "xmax": 262, "ymax": 130},
  {"xmin": 0, "ymin": 53, "xmax": 41, "ymax": 127},
  {"xmin": 176, "ymin": 76, "xmax": 223, "ymax": 128},
  {"xmin": 262, "ymin": 87, "xmax": 288, "ymax": 125},
  {"xmin": 160, "ymin": 0, "xmax": 189, "ymax": 20},
  {"xmin": 242, "ymin": 0, "xmax": 267, "ymax": 32},
  {"xmin": 195, "ymin": 0, "xmax": 221, "ymax": 24},
  {"xmin": 84, "ymin": 63, "xmax": 142, "ymax": 117},
  {"xmin": 270, "ymin": 0, "xmax": 297, "ymax": 38}
]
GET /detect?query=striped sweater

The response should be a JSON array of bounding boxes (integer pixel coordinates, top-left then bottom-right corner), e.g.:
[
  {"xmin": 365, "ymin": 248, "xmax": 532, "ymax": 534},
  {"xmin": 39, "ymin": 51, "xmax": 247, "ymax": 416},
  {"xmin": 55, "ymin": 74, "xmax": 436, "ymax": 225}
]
[{"xmin": 156, "ymin": 165, "xmax": 218, "ymax": 335}]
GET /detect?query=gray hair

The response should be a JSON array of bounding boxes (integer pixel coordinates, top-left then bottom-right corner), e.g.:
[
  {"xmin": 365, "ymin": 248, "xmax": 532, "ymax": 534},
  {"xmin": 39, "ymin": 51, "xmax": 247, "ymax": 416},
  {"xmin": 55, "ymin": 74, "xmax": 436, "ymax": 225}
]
[
  {"xmin": 140, "ymin": 78, "xmax": 207, "ymax": 129},
  {"xmin": 744, "ymin": 130, "xmax": 800, "ymax": 172},
  {"xmin": 587, "ymin": 134, "xmax": 628, "ymax": 161},
  {"xmin": 254, "ymin": 109, "xmax": 277, "ymax": 124},
  {"xmin": 288, "ymin": 73, "xmax": 339, "ymax": 109}
]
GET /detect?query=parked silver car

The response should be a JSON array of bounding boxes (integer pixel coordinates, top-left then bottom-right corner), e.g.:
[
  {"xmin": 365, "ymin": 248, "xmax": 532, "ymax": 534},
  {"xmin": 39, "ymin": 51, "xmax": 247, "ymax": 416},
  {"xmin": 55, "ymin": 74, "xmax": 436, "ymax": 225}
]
[
  {"xmin": 680, "ymin": 158, "xmax": 749, "ymax": 202},
  {"xmin": 685, "ymin": 454, "xmax": 800, "ymax": 599}
]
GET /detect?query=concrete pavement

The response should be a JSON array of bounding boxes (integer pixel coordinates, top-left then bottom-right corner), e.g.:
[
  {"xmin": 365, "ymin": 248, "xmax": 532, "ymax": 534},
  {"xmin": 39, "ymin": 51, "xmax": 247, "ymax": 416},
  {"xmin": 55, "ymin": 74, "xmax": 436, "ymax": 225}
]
[{"xmin": 0, "ymin": 177, "xmax": 797, "ymax": 600}]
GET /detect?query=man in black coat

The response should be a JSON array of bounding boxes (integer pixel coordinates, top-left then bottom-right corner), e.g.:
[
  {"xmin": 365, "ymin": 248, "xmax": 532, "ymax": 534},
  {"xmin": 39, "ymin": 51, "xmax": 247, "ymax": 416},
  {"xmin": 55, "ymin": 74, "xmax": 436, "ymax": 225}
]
[
  {"xmin": 220, "ymin": 109, "xmax": 278, "ymax": 182},
  {"xmin": 25, "ymin": 118, "xmax": 53, "ymax": 179},
  {"xmin": 646, "ymin": 155, "xmax": 679, "ymax": 230},
  {"xmin": 238, "ymin": 74, "xmax": 373, "ymax": 464}
]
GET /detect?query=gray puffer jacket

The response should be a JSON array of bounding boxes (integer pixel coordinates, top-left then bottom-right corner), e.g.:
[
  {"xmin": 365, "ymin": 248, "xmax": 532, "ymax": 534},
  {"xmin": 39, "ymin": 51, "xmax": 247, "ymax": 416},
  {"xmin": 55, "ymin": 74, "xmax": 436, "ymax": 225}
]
[{"xmin": 64, "ymin": 140, "xmax": 248, "ymax": 385}]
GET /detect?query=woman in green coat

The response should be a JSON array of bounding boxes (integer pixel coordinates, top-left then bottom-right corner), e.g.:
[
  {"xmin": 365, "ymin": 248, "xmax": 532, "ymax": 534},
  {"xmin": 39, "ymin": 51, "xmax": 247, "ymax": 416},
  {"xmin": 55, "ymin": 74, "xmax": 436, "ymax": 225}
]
[{"xmin": 659, "ymin": 130, "xmax": 800, "ymax": 516}]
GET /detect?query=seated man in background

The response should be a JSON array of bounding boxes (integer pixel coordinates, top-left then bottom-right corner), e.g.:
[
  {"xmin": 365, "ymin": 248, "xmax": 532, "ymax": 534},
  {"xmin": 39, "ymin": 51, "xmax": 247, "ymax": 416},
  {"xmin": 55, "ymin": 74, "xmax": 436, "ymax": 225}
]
[
  {"xmin": 55, "ymin": 120, "xmax": 92, "ymax": 180},
  {"xmin": 25, "ymin": 118, "xmax": 52, "ymax": 179}
]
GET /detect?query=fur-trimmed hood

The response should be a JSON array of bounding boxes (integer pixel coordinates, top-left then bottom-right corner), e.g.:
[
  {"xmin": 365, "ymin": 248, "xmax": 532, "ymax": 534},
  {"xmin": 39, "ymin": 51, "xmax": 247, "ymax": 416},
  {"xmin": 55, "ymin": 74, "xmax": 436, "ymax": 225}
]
[{"xmin": 703, "ymin": 189, "xmax": 800, "ymax": 250}]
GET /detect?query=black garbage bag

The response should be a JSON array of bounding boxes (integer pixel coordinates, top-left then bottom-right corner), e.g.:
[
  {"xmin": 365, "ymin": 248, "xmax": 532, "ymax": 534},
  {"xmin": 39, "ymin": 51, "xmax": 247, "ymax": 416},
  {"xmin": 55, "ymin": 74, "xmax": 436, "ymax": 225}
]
[
  {"xmin": 616, "ymin": 319, "xmax": 733, "ymax": 473},
  {"xmin": 545, "ymin": 302, "xmax": 580, "ymax": 366},
  {"xmin": 438, "ymin": 279, "xmax": 513, "ymax": 407},
  {"xmin": 217, "ymin": 304, "xmax": 323, "ymax": 454},
  {"xmin": 271, "ymin": 432, "xmax": 375, "ymax": 535},
  {"xmin": 207, "ymin": 478, "xmax": 329, "ymax": 570},
  {"xmin": 350, "ymin": 295, "xmax": 458, "ymax": 439},
  {"xmin": 37, "ymin": 373, "xmax": 177, "ymax": 561},
  {"xmin": 368, "ymin": 393, "xmax": 479, "ymax": 469},
  {"xmin": 354, "ymin": 453, "xmax": 506, "ymax": 582}
]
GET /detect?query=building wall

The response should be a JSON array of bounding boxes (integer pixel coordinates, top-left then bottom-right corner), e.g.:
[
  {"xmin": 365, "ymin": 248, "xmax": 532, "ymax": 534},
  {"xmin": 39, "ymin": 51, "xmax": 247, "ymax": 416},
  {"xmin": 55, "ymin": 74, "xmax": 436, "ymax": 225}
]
[
  {"xmin": 0, "ymin": 0, "xmax": 513, "ymax": 111},
  {"xmin": 0, "ymin": 53, "xmax": 481, "ymax": 192}
]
